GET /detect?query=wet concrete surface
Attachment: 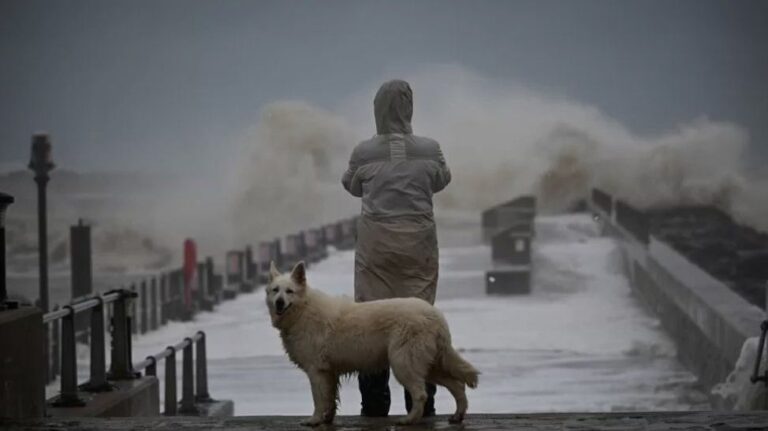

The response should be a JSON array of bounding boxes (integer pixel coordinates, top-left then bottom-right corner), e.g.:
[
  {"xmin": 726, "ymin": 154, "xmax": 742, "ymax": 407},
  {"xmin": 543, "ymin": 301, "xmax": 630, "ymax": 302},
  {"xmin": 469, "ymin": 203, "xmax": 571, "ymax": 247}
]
[{"xmin": 4, "ymin": 412, "xmax": 768, "ymax": 430}]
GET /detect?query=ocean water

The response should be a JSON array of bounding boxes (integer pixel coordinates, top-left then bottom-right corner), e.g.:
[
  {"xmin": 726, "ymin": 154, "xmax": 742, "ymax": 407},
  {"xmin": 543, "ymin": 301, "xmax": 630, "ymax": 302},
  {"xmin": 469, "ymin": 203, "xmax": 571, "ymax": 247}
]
[{"xmin": 122, "ymin": 214, "xmax": 709, "ymax": 415}]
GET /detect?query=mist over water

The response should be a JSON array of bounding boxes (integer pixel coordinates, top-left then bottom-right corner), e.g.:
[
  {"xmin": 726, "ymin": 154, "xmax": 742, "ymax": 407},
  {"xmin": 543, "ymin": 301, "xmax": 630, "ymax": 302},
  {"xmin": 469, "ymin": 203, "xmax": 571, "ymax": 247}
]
[{"xmin": 228, "ymin": 65, "xmax": 767, "ymax": 245}]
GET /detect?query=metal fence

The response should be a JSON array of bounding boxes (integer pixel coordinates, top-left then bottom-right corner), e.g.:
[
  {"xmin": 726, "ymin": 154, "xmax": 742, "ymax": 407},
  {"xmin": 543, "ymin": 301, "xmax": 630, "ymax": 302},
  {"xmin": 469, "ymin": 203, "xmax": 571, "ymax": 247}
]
[
  {"xmin": 41, "ymin": 215, "xmax": 360, "ymax": 412},
  {"xmin": 42, "ymin": 289, "xmax": 213, "ymax": 415}
]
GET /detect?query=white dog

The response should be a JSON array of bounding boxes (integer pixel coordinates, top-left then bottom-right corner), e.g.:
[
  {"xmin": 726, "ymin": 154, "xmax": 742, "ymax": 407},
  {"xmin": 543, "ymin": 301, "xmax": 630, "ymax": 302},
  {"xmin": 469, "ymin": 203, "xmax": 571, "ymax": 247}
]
[{"xmin": 266, "ymin": 261, "xmax": 479, "ymax": 426}]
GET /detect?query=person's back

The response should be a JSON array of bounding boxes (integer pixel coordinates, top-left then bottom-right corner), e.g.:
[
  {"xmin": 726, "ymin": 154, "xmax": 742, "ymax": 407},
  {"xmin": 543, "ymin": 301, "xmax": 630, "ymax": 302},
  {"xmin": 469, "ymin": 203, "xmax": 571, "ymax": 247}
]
[
  {"xmin": 344, "ymin": 133, "xmax": 449, "ymax": 218},
  {"xmin": 342, "ymin": 79, "xmax": 451, "ymax": 417}
]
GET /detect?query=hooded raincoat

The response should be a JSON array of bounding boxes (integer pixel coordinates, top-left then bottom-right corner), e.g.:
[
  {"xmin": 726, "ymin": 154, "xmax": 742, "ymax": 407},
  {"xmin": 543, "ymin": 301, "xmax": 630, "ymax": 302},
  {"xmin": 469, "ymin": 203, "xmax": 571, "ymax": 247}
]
[{"xmin": 342, "ymin": 80, "xmax": 451, "ymax": 305}]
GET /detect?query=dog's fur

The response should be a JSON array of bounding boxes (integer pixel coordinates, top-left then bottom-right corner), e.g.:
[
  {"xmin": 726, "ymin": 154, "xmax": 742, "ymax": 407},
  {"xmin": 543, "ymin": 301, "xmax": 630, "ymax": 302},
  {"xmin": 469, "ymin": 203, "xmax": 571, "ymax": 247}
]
[{"xmin": 266, "ymin": 261, "xmax": 479, "ymax": 426}]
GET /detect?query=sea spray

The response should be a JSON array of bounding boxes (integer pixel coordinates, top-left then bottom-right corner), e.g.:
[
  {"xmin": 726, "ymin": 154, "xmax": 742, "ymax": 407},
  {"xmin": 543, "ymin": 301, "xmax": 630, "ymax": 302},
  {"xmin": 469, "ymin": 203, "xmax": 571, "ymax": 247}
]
[{"xmin": 229, "ymin": 65, "xmax": 766, "ymax": 246}]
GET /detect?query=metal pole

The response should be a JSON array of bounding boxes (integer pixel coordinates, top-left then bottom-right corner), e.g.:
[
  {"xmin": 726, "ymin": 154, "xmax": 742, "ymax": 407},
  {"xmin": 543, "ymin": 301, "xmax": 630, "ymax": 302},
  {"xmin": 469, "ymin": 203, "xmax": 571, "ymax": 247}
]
[
  {"xmin": 179, "ymin": 338, "xmax": 197, "ymax": 414},
  {"xmin": 51, "ymin": 306, "xmax": 60, "ymax": 382},
  {"xmin": 205, "ymin": 257, "xmax": 216, "ymax": 304},
  {"xmin": 160, "ymin": 274, "xmax": 168, "ymax": 326},
  {"xmin": 150, "ymin": 277, "xmax": 158, "ymax": 330},
  {"xmin": 0, "ymin": 193, "xmax": 13, "ymax": 307},
  {"xmin": 108, "ymin": 289, "xmax": 136, "ymax": 380},
  {"xmin": 197, "ymin": 262, "xmax": 205, "ymax": 310},
  {"xmin": 164, "ymin": 347, "xmax": 177, "ymax": 415},
  {"xmin": 140, "ymin": 280, "xmax": 148, "ymax": 334},
  {"xmin": 35, "ymin": 175, "xmax": 49, "ymax": 314},
  {"xmin": 83, "ymin": 297, "xmax": 110, "ymax": 392},
  {"xmin": 145, "ymin": 356, "xmax": 157, "ymax": 377},
  {"xmin": 195, "ymin": 331, "xmax": 211, "ymax": 402},
  {"xmin": 52, "ymin": 306, "xmax": 85, "ymax": 406},
  {"xmin": 130, "ymin": 284, "xmax": 138, "ymax": 335},
  {"xmin": 0, "ymin": 218, "xmax": 5, "ymax": 304}
]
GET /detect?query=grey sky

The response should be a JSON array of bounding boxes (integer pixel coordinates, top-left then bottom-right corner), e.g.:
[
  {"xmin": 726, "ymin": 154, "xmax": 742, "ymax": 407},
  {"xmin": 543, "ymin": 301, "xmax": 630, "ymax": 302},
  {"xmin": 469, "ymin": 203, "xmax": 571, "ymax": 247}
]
[{"xmin": 1, "ymin": 0, "xmax": 766, "ymax": 174}]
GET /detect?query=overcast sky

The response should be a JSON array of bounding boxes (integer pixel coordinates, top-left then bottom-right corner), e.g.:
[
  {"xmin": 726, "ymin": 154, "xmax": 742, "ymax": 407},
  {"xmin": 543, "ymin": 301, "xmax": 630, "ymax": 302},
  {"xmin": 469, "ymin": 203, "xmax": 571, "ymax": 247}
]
[{"xmin": 1, "ymin": 0, "xmax": 766, "ymax": 174}]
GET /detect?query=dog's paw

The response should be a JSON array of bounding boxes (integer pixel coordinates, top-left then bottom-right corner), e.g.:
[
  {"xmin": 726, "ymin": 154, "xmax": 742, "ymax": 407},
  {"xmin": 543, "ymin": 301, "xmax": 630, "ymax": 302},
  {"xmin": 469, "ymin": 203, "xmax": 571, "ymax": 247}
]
[
  {"xmin": 300, "ymin": 416, "xmax": 324, "ymax": 427},
  {"xmin": 448, "ymin": 413, "xmax": 465, "ymax": 424}
]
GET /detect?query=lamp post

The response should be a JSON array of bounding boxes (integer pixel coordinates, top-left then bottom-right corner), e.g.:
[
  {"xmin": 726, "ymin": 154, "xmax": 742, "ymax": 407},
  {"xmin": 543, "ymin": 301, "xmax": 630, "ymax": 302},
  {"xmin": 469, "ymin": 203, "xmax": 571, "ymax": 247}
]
[
  {"xmin": 0, "ymin": 192, "xmax": 14, "ymax": 309},
  {"xmin": 29, "ymin": 133, "xmax": 54, "ymax": 313}
]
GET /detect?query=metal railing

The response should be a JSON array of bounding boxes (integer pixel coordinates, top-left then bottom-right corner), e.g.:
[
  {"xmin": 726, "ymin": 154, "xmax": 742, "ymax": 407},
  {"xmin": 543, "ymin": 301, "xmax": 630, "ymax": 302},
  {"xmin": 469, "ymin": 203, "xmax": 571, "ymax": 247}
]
[
  {"xmin": 38, "ymin": 215, "xmax": 360, "ymax": 413},
  {"xmin": 42, "ymin": 289, "xmax": 213, "ymax": 415},
  {"xmin": 134, "ymin": 331, "xmax": 212, "ymax": 415},
  {"xmin": 43, "ymin": 289, "xmax": 134, "ymax": 407}
]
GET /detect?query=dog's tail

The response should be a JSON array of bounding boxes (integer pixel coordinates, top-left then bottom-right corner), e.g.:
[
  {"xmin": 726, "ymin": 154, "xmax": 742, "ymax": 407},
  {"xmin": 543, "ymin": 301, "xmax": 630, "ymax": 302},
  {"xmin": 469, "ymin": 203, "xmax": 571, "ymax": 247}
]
[{"xmin": 442, "ymin": 346, "xmax": 480, "ymax": 389}]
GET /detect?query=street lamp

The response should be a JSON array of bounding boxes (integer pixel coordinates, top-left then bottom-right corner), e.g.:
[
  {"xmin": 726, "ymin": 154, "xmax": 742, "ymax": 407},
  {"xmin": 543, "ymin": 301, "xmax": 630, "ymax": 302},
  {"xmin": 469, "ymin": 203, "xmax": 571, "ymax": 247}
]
[
  {"xmin": 29, "ymin": 133, "xmax": 55, "ymax": 313},
  {"xmin": 0, "ymin": 192, "xmax": 14, "ymax": 310}
]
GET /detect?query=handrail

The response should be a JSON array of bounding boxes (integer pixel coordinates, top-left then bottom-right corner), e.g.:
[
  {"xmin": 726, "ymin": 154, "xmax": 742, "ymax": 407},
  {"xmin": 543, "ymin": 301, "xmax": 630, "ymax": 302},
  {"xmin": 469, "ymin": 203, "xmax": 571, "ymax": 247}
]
[
  {"xmin": 132, "ymin": 330, "xmax": 210, "ymax": 415},
  {"xmin": 42, "ymin": 291, "xmax": 123, "ymax": 323}
]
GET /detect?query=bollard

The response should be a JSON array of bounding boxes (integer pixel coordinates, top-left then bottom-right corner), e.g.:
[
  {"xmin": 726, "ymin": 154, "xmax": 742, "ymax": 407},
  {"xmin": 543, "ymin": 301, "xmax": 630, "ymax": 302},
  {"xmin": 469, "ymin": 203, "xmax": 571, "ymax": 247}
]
[
  {"xmin": 150, "ymin": 277, "xmax": 158, "ymax": 330},
  {"xmin": 195, "ymin": 331, "xmax": 212, "ymax": 402},
  {"xmin": 82, "ymin": 297, "xmax": 111, "ymax": 392},
  {"xmin": 164, "ymin": 346, "xmax": 177, "ymax": 415},
  {"xmin": 179, "ymin": 338, "xmax": 198, "ymax": 414},
  {"xmin": 51, "ymin": 306, "xmax": 85, "ymax": 406},
  {"xmin": 70, "ymin": 220, "xmax": 93, "ymax": 339},
  {"xmin": 108, "ymin": 289, "xmax": 137, "ymax": 380},
  {"xmin": 140, "ymin": 280, "xmax": 148, "ymax": 334}
]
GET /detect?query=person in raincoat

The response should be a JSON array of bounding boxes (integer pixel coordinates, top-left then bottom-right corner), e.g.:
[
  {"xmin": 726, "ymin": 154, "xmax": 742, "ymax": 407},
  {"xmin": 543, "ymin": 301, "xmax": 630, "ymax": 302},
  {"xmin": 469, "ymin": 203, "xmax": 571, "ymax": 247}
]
[{"xmin": 341, "ymin": 79, "xmax": 451, "ymax": 417}]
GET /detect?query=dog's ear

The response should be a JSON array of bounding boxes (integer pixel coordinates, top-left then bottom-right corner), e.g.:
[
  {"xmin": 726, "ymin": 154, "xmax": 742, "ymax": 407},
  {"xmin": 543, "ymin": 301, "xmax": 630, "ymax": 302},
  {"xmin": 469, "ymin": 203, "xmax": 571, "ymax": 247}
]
[
  {"xmin": 269, "ymin": 261, "xmax": 281, "ymax": 282},
  {"xmin": 290, "ymin": 261, "xmax": 306, "ymax": 286}
]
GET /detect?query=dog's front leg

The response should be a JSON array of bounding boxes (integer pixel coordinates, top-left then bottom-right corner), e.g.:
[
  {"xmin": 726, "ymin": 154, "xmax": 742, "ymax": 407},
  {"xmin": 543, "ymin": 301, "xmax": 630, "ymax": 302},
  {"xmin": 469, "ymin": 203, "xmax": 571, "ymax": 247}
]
[{"xmin": 301, "ymin": 370, "xmax": 336, "ymax": 427}]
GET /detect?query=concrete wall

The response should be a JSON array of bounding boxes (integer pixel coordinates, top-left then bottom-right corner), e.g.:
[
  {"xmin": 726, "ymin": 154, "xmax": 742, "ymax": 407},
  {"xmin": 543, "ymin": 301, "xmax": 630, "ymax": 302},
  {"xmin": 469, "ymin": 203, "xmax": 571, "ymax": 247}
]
[
  {"xmin": 593, "ymin": 203, "xmax": 765, "ymax": 392},
  {"xmin": 0, "ymin": 306, "xmax": 45, "ymax": 418},
  {"xmin": 47, "ymin": 377, "xmax": 160, "ymax": 418}
]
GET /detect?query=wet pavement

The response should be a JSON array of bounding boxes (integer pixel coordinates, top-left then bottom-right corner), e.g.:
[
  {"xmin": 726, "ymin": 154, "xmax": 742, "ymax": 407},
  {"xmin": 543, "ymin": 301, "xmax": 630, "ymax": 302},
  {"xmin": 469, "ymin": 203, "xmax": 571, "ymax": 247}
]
[{"xmin": 4, "ymin": 412, "xmax": 768, "ymax": 430}]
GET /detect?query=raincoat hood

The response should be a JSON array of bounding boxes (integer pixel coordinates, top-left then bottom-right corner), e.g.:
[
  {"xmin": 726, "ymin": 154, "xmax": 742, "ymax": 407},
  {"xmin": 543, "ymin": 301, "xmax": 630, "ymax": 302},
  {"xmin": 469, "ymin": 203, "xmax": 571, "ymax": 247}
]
[{"xmin": 374, "ymin": 80, "xmax": 413, "ymax": 135}]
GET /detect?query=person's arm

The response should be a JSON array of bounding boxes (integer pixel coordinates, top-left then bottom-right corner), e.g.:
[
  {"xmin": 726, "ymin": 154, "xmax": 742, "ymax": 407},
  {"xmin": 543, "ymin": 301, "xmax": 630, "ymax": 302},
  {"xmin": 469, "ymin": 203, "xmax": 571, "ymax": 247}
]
[
  {"xmin": 431, "ymin": 144, "xmax": 451, "ymax": 193},
  {"xmin": 341, "ymin": 148, "xmax": 363, "ymax": 197}
]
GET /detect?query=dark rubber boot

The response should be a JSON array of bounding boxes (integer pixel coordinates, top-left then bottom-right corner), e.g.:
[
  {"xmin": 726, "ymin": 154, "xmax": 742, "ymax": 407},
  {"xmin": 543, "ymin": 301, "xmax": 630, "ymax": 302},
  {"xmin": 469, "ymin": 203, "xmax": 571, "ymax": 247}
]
[
  {"xmin": 404, "ymin": 382, "xmax": 437, "ymax": 417},
  {"xmin": 359, "ymin": 369, "xmax": 391, "ymax": 417}
]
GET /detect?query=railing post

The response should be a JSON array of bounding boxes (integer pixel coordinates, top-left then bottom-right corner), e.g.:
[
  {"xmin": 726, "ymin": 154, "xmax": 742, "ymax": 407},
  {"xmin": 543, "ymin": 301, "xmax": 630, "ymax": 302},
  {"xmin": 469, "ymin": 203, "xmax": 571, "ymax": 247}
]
[
  {"xmin": 160, "ymin": 274, "xmax": 167, "ymax": 325},
  {"xmin": 108, "ymin": 289, "xmax": 137, "ymax": 380},
  {"xmin": 164, "ymin": 346, "xmax": 177, "ymax": 415},
  {"xmin": 197, "ymin": 262, "xmax": 206, "ymax": 311},
  {"xmin": 51, "ymin": 306, "xmax": 85, "ymax": 406},
  {"xmin": 150, "ymin": 277, "xmax": 158, "ymax": 330},
  {"xmin": 50, "ymin": 304, "xmax": 60, "ymax": 382},
  {"xmin": 82, "ymin": 297, "xmax": 111, "ymax": 392},
  {"xmin": 205, "ymin": 257, "xmax": 217, "ymax": 304},
  {"xmin": 130, "ymin": 284, "xmax": 138, "ymax": 335},
  {"xmin": 195, "ymin": 331, "xmax": 212, "ymax": 402},
  {"xmin": 140, "ymin": 280, "xmax": 148, "ymax": 334},
  {"xmin": 145, "ymin": 356, "xmax": 157, "ymax": 377},
  {"xmin": 179, "ymin": 338, "xmax": 198, "ymax": 414}
]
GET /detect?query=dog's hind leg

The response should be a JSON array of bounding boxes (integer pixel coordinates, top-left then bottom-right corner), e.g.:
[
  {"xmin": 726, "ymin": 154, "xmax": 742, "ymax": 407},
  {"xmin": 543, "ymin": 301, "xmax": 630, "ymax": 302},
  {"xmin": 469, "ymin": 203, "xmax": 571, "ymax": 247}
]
[
  {"xmin": 301, "ymin": 370, "xmax": 337, "ymax": 427},
  {"xmin": 391, "ymin": 359, "xmax": 428, "ymax": 425},
  {"xmin": 431, "ymin": 374, "xmax": 467, "ymax": 424}
]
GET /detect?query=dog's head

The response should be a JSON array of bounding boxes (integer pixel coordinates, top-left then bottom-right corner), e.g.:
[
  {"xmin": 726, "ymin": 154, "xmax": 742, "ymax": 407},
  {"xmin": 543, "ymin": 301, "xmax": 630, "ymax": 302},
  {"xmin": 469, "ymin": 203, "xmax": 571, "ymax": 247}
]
[{"xmin": 266, "ymin": 261, "xmax": 307, "ymax": 325}]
